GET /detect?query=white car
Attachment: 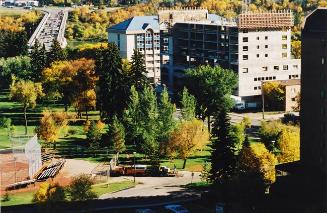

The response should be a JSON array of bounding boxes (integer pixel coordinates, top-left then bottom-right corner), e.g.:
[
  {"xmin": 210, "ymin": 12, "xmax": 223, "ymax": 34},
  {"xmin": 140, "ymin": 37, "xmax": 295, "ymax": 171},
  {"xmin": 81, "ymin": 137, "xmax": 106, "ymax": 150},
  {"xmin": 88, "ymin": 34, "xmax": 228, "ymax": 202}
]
[{"xmin": 164, "ymin": 204, "xmax": 189, "ymax": 213}]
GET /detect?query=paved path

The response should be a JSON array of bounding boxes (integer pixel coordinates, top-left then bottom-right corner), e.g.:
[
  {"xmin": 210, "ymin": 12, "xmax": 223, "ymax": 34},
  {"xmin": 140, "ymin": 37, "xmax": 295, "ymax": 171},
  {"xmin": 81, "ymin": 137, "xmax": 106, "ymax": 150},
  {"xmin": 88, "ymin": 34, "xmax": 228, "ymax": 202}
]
[{"xmin": 100, "ymin": 171, "xmax": 201, "ymax": 199}]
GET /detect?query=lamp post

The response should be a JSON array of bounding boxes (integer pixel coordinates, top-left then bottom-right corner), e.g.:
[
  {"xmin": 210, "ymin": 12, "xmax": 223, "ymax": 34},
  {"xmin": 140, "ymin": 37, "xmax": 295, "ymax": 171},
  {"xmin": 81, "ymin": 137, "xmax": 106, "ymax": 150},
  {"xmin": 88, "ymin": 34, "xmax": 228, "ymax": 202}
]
[{"xmin": 133, "ymin": 151, "xmax": 136, "ymax": 184}]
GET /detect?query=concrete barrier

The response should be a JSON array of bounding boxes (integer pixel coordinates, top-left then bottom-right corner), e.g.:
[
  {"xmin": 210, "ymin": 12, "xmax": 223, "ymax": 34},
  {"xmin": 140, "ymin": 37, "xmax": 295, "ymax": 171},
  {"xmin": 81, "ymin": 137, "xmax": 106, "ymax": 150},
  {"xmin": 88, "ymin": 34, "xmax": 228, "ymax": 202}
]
[{"xmin": 27, "ymin": 10, "xmax": 50, "ymax": 49}]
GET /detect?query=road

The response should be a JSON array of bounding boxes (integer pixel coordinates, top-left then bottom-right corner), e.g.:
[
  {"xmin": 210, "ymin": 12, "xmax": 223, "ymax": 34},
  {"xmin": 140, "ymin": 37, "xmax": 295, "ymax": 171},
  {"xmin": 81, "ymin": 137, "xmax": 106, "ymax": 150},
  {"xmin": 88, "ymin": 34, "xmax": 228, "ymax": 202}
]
[{"xmin": 100, "ymin": 171, "xmax": 201, "ymax": 199}]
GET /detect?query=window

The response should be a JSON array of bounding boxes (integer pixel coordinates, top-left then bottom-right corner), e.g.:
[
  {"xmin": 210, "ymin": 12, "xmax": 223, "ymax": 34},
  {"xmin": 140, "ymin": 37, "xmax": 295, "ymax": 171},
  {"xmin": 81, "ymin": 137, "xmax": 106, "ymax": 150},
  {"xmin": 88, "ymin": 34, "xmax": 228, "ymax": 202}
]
[
  {"xmin": 117, "ymin": 34, "xmax": 121, "ymax": 49},
  {"xmin": 257, "ymin": 54, "xmax": 259, "ymax": 58},
  {"xmin": 265, "ymin": 36, "xmax": 268, "ymax": 40},
  {"xmin": 254, "ymin": 78, "xmax": 257, "ymax": 81},
  {"xmin": 257, "ymin": 36, "xmax": 260, "ymax": 40},
  {"xmin": 282, "ymin": 53, "xmax": 288, "ymax": 58},
  {"xmin": 265, "ymin": 54, "xmax": 268, "ymax": 57},
  {"xmin": 274, "ymin": 66, "xmax": 279, "ymax": 71},
  {"xmin": 289, "ymin": 75, "xmax": 292, "ymax": 79},
  {"xmin": 282, "ymin": 44, "xmax": 287, "ymax": 49},
  {"xmin": 262, "ymin": 66, "xmax": 268, "ymax": 71},
  {"xmin": 283, "ymin": 65, "xmax": 288, "ymax": 70},
  {"xmin": 293, "ymin": 65, "xmax": 298, "ymax": 69},
  {"xmin": 282, "ymin": 35, "xmax": 287, "ymax": 40},
  {"xmin": 242, "ymin": 68, "xmax": 249, "ymax": 73},
  {"xmin": 269, "ymin": 77, "xmax": 272, "ymax": 80},
  {"xmin": 257, "ymin": 45, "xmax": 260, "ymax": 49},
  {"xmin": 322, "ymin": 57, "xmax": 326, "ymax": 65},
  {"xmin": 273, "ymin": 76, "xmax": 276, "ymax": 80},
  {"xmin": 265, "ymin": 45, "xmax": 268, "ymax": 48},
  {"xmin": 243, "ymin": 55, "xmax": 248, "ymax": 60},
  {"xmin": 266, "ymin": 77, "xmax": 269, "ymax": 80},
  {"xmin": 292, "ymin": 98, "xmax": 296, "ymax": 101},
  {"xmin": 243, "ymin": 46, "xmax": 248, "ymax": 51},
  {"xmin": 258, "ymin": 77, "xmax": 261, "ymax": 81},
  {"xmin": 254, "ymin": 87, "xmax": 257, "ymax": 90},
  {"xmin": 243, "ymin": 37, "xmax": 248, "ymax": 42}
]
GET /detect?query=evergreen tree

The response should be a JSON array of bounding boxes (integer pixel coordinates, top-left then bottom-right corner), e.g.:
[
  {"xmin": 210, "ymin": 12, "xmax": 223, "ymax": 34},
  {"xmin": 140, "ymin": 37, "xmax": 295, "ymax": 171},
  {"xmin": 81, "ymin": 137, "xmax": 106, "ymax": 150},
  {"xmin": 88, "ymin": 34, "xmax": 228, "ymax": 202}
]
[
  {"xmin": 109, "ymin": 115, "xmax": 126, "ymax": 154},
  {"xmin": 210, "ymin": 110, "xmax": 236, "ymax": 186},
  {"xmin": 180, "ymin": 87, "xmax": 196, "ymax": 121},
  {"xmin": 157, "ymin": 87, "xmax": 176, "ymax": 144},
  {"xmin": 130, "ymin": 49, "xmax": 148, "ymax": 90},
  {"xmin": 47, "ymin": 39, "xmax": 66, "ymax": 66},
  {"xmin": 96, "ymin": 43, "xmax": 129, "ymax": 119},
  {"xmin": 30, "ymin": 40, "xmax": 47, "ymax": 81}
]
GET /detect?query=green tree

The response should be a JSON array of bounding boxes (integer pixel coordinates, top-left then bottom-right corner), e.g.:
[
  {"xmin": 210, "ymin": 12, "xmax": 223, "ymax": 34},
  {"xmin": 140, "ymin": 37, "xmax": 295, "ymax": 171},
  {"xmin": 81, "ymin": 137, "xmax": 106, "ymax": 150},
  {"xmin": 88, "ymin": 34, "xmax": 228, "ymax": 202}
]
[
  {"xmin": 30, "ymin": 39, "xmax": 47, "ymax": 81},
  {"xmin": 68, "ymin": 174, "xmax": 98, "ymax": 201},
  {"xmin": 210, "ymin": 110, "xmax": 236, "ymax": 187},
  {"xmin": 0, "ymin": 56, "xmax": 31, "ymax": 87},
  {"xmin": 180, "ymin": 87, "xmax": 196, "ymax": 121},
  {"xmin": 109, "ymin": 115, "xmax": 126, "ymax": 154},
  {"xmin": 47, "ymin": 39, "xmax": 66, "ymax": 66},
  {"xmin": 10, "ymin": 79, "xmax": 44, "ymax": 135},
  {"xmin": 185, "ymin": 65, "xmax": 237, "ymax": 131},
  {"xmin": 130, "ymin": 49, "xmax": 149, "ymax": 90},
  {"xmin": 96, "ymin": 43, "xmax": 129, "ymax": 119},
  {"xmin": 157, "ymin": 87, "xmax": 176, "ymax": 145},
  {"xmin": 86, "ymin": 120, "xmax": 105, "ymax": 150}
]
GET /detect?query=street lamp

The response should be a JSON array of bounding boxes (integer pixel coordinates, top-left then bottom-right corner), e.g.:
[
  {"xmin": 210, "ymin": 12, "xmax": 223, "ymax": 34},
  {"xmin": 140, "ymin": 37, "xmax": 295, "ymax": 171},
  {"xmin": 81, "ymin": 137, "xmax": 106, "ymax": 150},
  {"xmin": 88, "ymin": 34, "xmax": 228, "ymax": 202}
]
[{"xmin": 133, "ymin": 151, "xmax": 136, "ymax": 184}]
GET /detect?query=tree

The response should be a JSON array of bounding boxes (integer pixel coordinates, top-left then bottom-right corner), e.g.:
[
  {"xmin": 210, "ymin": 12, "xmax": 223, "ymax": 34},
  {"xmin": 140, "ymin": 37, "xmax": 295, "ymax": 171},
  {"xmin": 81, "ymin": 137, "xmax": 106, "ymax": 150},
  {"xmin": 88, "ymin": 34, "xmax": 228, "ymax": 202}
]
[
  {"xmin": 108, "ymin": 115, "xmax": 126, "ymax": 154},
  {"xmin": 209, "ymin": 110, "xmax": 236, "ymax": 187},
  {"xmin": 0, "ymin": 56, "xmax": 31, "ymax": 87},
  {"xmin": 276, "ymin": 125, "xmax": 300, "ymax": 163},
  {"xmin": 291, "ymin": 40, "xmax": 301, "ymax": 59},
  {"xmin": 259, "ymin": 120, "xmax": 284, "ymax": 152},
  {"xmin": 180, "ymin": 87, "xmax": 196, "ymax": 121},
  {"xmin": 130, "ymin": 49, "xmax": 149, "ymax": 91},
  {"xmin": 10, "ymin": 79, "xmax": 44, "ymax": 135},
  {"xmin": 68, "ymin": 174, "xmax": 98, "ymax": 201},
  {"xmin": 47, "ymin": 39, "xmax": 66, "ymax": 66},
  {"xmin": 33, "ymin": 182, "xmax": 65, "ymax": 208},
  {"xmin": 262, "ymin": 81, "xmax": 285, "ymax": 111},
  {"xmin": 42, "ymin": 58, "xmax": 97, "ymax": 113},
  {"xmin": 86, "ymin": 120, "xmax": 105, "ymax": 150},
  {"xmin": 157, "ymin": 87, "xmax": 176, "ymax": 145},
  {"xmin": 185, "ymin": 65, "xmax": 237, "ymax": 131},
  {"xmin": 167, "ymin": 119, "xmax": 209, "ymax": 169},
  {"xmin": 96, "ymin": 43, "xmax": 129, "ymax": 119},
  {"xmin": 30, "ymin": 39, "xmax": 47, "ymax": 81},
  {"xmin": 36, "ymin": 110, "xmax": 69, "ymax": 149},
  {"xmin": 292, "ymin": 92, "xmax": 300, "ymax": 112},
  {"xmin": 229, "ymin": 122, "xmax": 246, "ymax": 155},
  {"xmin": 239, "ymin": 143, "xmax": 277, "ymax": 199}
]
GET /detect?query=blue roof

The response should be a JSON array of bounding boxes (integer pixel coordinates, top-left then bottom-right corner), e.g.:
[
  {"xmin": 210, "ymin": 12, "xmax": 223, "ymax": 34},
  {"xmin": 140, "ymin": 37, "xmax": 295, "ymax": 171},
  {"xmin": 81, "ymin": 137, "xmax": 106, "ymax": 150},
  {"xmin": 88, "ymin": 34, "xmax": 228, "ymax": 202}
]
[{"xmin": 109, "ymin": 16, "xmax": 159, "ymax": 32}]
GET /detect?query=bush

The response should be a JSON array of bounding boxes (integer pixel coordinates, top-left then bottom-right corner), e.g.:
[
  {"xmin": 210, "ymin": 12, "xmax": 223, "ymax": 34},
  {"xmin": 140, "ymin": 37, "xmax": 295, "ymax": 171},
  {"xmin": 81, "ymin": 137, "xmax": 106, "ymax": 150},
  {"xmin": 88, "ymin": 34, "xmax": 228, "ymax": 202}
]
[
  {"xmin": 2, "ymin": 192, "xmax": 10, "ymax": 202},
  {"xmin": 0, "ymin": 117, "xmax": 11, "ymax": 129},
  {"xmin": 68, "ymin": 174, "xmax": 98, "ymax": 201},
  {"xmin": 33, "ymin": 182, "xmax": 65, "ymax": 203}
]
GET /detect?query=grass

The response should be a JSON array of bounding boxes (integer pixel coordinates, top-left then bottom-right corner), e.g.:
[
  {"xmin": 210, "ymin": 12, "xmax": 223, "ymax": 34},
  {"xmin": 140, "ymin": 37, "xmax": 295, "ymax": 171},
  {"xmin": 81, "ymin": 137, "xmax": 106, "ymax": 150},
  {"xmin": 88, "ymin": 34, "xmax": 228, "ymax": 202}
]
[
  {"xmin": 0, "ymin": 191, "xmax": 34, "ymax": 206},
  {"xmin": 67, "ymin": 40, "xmax": 105, "ymax": 49},
  {"xmin": 0, "ymin": 7, "xmax": 27, "ymax": 17},
  {"xmin": 0, "ymin": 181, "xmax": 135, "ymax": 207},
  {"xmin": 92, "ymin": 181, "xmax": 135, "ymax": 196},
  {"xmin": 185, "ymin": 181, "xmax": 211, "ymax": 190}
]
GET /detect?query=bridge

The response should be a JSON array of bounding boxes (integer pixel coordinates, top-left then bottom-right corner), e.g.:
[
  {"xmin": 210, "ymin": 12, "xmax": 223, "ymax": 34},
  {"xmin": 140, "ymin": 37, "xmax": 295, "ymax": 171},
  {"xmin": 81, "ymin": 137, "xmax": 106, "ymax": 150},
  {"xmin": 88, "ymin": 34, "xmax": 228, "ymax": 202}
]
[{"xmin": 27, "ymin": 8, "xmax": 68, "ymax": 51}]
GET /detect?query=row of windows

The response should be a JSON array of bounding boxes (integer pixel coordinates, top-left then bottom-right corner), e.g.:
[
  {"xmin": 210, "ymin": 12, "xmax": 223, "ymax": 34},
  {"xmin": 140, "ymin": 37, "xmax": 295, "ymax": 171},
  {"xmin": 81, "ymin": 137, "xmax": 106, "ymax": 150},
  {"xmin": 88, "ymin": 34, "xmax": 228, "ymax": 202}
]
[
  {"xmin": 289, "ymin": 74, "xmax": 299, "ymax": 79},
  {"xmin": 242, "ymin": 53, "xmax": 288, "ymax": 60},
  {"xmin": 254, "ymin": 86, "xmax": 262, "ymax": 90},
  {"xmin": 243, "ymin": 45, "xmax": 269, "ymax": 51},
  {"xmin": 254, "ymin": 76, "xmax": 276, "ymax": 81},
  {"xmin": 242, "ymin": 35, "xmax": 288, "ymax": 42}
]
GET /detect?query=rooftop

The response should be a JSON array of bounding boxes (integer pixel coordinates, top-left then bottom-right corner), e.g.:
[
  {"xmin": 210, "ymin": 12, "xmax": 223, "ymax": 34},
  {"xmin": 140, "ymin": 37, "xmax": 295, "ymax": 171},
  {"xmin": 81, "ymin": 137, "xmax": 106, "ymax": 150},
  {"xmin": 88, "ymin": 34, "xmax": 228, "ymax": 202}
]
[
  {"xmin": 108, "ymin": 16, "xmax": 160, "ymax": 32},
  {"xmin": 303, "ymin": 7, "xmax": 327, "ymax": 33}
]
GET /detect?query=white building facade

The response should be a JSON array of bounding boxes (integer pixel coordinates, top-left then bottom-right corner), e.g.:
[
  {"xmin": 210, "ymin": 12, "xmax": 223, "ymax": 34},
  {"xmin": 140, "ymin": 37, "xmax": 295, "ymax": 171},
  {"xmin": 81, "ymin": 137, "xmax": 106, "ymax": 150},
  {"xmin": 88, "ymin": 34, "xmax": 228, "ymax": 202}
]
[{"xmin": 108, "ymin": 16, "xmax": 161, "ymax": 84}]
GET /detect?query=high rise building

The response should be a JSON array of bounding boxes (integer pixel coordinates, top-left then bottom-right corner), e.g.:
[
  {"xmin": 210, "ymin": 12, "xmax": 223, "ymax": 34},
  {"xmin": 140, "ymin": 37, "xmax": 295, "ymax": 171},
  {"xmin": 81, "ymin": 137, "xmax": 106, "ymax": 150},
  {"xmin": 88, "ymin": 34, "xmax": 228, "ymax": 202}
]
[
  {"xmin": 108, "ymin": 16, "xmax": 162, "ymax": 84},
  {"xmin": 301, "ymin": 7, "xmax": 327, "ymax": 189}
]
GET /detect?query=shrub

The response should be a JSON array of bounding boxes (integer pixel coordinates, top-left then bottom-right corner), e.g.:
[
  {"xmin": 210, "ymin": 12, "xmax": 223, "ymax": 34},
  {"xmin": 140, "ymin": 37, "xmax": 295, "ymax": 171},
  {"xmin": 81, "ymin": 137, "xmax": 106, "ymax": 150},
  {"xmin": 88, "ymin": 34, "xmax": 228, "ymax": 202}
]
[
  {"xmin": 0, "ymin": 117, "xmax": 11, "ymax": 129},
  {"xmin": 68, "ymin": 174, "xmax": 97, "ymax": 201},
  {"xmin": 33, "ymin": 182, "xmax": 65, "ymax": 203}
]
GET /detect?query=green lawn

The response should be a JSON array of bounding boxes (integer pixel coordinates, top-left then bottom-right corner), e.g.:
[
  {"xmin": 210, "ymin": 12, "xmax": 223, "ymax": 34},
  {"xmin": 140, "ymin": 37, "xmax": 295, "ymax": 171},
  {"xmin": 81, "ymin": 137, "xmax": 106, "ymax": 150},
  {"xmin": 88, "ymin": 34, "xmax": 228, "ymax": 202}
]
[
  {"xmin": 0, "ymin": 7, "xmax": 27, "ymax": 17},
  {"xmin": 1, "ymin": 181, "xmax": 135, "ymax": 207},
  {"xmin": 67, "ymin": 40, "xmax": 106, "ymax": 49}
]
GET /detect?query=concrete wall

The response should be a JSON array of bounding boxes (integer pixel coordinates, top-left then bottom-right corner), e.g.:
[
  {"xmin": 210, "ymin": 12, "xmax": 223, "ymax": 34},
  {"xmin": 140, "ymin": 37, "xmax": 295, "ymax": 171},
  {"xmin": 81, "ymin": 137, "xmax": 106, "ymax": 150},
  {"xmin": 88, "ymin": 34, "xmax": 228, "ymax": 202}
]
[{"xmin": 285, "ymin": 84, "xmax": 300, "ymax": 112}]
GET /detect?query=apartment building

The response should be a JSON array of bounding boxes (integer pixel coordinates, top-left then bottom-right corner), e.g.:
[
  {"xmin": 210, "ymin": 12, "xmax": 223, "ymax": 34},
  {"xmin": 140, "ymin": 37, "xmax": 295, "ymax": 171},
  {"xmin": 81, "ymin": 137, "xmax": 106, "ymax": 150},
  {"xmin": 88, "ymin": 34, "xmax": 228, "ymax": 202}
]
[
  {"xmin": 237, "ymin": 11, "xmax": 301, "ymax": 99},
  {"xmin": 301, "ymin": 7, "xmax": 327, "ymax": 193},
  {"xmin": 108, "ymin": 16, "xmax": 161, "ymax": 84},
  {"xmin": 109, "ymin": 9, "xmax": 301, "ymax": 101}
]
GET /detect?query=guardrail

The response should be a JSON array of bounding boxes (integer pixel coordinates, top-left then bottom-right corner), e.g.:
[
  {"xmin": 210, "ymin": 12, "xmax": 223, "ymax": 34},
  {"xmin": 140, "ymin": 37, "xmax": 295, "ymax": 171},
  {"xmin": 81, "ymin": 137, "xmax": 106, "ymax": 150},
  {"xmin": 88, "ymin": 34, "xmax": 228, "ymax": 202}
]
[
  {"xmin": 57, "ymin": 10, "xmax": 68, "ymax": 48},
  {"xmin": 27, "ymin": 10, "xmax": 50, "ymax": 49}
]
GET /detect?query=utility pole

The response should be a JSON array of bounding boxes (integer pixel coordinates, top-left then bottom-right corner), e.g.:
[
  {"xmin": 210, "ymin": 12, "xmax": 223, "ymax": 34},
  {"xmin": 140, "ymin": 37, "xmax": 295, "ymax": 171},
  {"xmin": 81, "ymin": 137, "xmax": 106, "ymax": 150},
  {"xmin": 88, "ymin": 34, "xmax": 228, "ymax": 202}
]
[
  {"xmin": 261, "ymin": 80, "xmax": 265, "ymax": 120},
  {"xmin": 133, "ymin": 151, "xmax": 136, "ymax": 184}
]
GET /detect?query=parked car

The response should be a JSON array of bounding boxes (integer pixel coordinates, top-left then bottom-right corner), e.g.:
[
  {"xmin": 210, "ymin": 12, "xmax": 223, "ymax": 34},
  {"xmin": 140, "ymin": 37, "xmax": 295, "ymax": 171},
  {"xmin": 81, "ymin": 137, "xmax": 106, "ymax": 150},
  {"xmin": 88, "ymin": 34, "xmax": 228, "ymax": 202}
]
[{"xmin": 164, "ymin": 204, "xmax": 189, "ymax": 213}]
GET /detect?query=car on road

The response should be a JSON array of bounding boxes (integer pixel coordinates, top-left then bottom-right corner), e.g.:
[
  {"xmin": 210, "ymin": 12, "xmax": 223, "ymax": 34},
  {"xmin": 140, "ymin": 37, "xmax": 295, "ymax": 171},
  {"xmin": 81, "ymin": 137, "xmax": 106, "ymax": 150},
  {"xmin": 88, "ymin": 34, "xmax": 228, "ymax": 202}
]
[{"xmin": 164, "ymin": 204, "xmax": 189, "ymax": 213}]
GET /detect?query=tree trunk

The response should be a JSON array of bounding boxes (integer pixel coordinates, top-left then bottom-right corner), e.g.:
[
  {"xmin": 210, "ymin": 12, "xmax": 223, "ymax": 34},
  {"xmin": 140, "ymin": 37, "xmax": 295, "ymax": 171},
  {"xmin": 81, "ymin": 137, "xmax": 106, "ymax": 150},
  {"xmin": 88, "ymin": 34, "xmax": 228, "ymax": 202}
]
[
  {"xmin": 24, "ymin": 106, "xmax": 27, "ymax": 135},
  {"xmin": 182, "ymin": 158, "xmax": 187, "ymax": 169},
  {"xmin": 53, "ymin": 142, "xmax": 56, "ymax": 150},
  {"xmin": 207, "ymin": 116, "xmax": 211, "ymax": 133},
  {"xmin": 64, "ymin": 104, "xmax": 68, "ymax": 112}
]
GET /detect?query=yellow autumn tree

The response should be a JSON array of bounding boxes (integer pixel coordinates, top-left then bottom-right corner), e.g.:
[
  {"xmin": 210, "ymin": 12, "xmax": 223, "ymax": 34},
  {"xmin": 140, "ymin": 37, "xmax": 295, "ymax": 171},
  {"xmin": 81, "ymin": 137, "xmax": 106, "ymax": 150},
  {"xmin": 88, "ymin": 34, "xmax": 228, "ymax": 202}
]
[
  {"xmin": 262, "ymin": 81, "xmax": 285, "ymax": 111},
  {"xmin": 277, "ymin": 126, "xmax": 300, "ymax": 163},
  {"xmin": 291, "ymin": 40, "xmax": 301, "ymax": 59},
  {"xmin": 33, "ymin": 182, "xmax": 65, "ymax": 204},
  {"xmin": 36, "ymin": 110, "xmax": 70, "ymax": 149},
  {"xmin": 167, "ymin": 119, "xmax": 209, "ymax": 169}
]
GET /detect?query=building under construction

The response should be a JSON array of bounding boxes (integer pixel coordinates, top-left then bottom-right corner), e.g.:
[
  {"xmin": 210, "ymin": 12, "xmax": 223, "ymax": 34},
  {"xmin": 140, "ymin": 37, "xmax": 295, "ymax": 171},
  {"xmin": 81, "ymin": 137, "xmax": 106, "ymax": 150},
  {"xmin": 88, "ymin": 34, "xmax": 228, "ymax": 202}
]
[{"xmin": 158, "ymin": 8, "xmax": 300, "ymax": 101}]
